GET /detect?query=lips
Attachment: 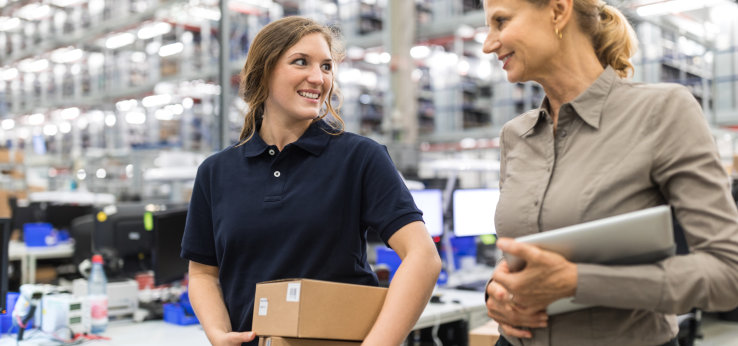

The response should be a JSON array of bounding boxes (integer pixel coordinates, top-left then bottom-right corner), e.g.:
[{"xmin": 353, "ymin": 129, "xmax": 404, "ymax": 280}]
[{"xmin": 499, "ymin": 52, "xmax": 514, "ymax": 69}]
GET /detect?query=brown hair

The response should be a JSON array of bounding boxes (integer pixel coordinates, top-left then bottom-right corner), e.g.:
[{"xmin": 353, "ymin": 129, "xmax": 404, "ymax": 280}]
[
  {"xmin": 237, "ymin": 16, "xmax": 345, "ymax": 145},
  {"xmin": 525, "ymin": 0, "xmax": 638, "ymax": 78}
]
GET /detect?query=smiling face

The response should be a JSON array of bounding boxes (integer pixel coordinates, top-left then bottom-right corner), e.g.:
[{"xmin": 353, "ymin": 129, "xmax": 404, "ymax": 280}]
[
  {"xmin": 264, "ymin": 32, "xmax": 334, "ymax": 125},
  {"xmin": 482, "ymin": 0, "xmax": 557, "ymax": 83}
]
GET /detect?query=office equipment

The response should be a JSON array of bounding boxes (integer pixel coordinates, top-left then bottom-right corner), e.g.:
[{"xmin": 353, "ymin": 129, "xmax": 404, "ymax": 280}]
[
  {"xmin": 152, "ymin": 207, "xmax": 188, "ymax": 286},
  {"xmin": 40, "ymin": 294, "xmax": 89, "ymax": 334},
  {"xmin": 44, "ymin": 204, "xmax": 94, "ymax": 231},
  {"xmin": 93, "ymin": 203, "xmax": 152, "ymax": 278},
  {"xmin": 409, "ymin": 189, "xmax": 444, "ymax": 237},
  {"xmin": 452, "ymin": 189, "xmax": 500, "ymax": 237},
  {"xmin": 1, "ymin": 218, "xmax": 10, "ymax": 313},
  {"xmin": 503, "ymin": 205, "xmax": 675, "ymax": 314}
]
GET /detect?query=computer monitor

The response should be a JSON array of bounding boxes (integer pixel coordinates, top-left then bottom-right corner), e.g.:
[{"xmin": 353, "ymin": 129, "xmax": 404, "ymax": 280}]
[
  {"xmin": 152, "ymin": 207, "xmax": 188, "ymax": 286},
  {"xmin": 44, "ymin": 204, "xmax": 94, "ymax": 231},
  {"xmin": 452, "ymin": 188, "xmax": 500, "ymax": 237},
  {"xmin": 409, "ymin": 189, "xmax": 444, "ymax": 237},
  {"xmin": 93, "ymin": 203, "xmax": 152, "ymax": 278},
  {"xmin": 1, "ymin": 218, "xmax": 10, "ymax": 314}
]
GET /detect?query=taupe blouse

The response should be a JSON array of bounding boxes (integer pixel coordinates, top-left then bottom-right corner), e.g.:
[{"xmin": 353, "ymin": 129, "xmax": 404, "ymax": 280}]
[{"xmin": 495, "ymin": 66, "xmax": 738, "ymax": 346}]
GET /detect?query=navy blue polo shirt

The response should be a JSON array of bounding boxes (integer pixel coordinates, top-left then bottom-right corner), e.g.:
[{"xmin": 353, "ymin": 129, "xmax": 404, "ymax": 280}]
[{"xmin": 181, "ymin": 120, "xmax": 423, "ymax": 343}]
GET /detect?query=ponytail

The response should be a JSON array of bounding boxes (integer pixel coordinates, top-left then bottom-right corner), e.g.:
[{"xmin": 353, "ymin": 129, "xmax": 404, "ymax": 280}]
[{"xmin": 592, "ymin": 4, "xmax": 638, "ymax": 78}]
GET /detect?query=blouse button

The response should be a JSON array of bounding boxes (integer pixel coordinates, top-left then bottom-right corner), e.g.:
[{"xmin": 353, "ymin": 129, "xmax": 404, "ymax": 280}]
[
  {"xmin": 534, "ymin": 200, "xmax": 539, "ymax": 206},
  {"xmin": 273, "ymin": 171, "xmax": 281, "ymax": 178},
  {"xmin": 560, "ymin": 129, "xmax": 568, "ymax": 138},
  {"xmin": 268, "ymin": 149, "xmax": 276, "ymax": 156}
]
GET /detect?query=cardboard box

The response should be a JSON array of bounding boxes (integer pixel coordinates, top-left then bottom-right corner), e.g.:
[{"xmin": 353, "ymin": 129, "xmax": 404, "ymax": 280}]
[
  {"xmin": 252, "ymin": 279, "xmax": 387, "ymax": 341},
  {"xmin": 469, "ymin": 319, "xmax": 500, "ymax": 346},
  {"xmin": 258, "ymin": 336, "xmax": 360, "ymax": 346}
]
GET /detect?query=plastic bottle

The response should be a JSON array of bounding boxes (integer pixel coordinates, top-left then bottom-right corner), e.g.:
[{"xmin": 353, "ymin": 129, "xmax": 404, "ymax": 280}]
[{"xmin": 88, "ymin": 254, "xmax": 108, "ymax": 334}]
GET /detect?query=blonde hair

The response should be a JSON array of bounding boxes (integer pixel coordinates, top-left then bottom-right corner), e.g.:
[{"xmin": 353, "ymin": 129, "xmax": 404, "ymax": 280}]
[
  {"xmin": 237, "ymin": 16, "xmax": 345, "ymax": 145},
  {"xmin": 526, "ymin": 0, "xmax": 638, "ymax": 78}
]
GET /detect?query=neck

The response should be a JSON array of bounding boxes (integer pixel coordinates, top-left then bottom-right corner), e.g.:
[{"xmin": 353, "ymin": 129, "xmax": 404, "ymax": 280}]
[
  {"xmin": 538, "ymin": 33, "xmax": 604, "ymax": 126},
  {"xmin": 259, "ymin": 115, "xmax": 314, "ymax": 151}
]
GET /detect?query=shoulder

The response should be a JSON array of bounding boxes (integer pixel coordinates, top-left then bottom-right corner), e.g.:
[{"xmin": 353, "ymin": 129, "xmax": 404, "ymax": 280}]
[
  {"xmin": 330, "ymin": 131, "xmax": 387, "ymax": 154},
  {"xmin": 501, "ymin": 109, "xmax": 540, "ymax": 138},
  {"xmin": 613, "ymin": 79, "xmax": 696, "ymax": 104},
  {"xmin": 196, "ymin": 145, "xmax": 241, "ymax": 174}
]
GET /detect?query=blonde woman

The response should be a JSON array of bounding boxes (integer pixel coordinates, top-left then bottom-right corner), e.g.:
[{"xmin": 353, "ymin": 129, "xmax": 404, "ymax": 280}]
[{"xmin": 480, "ymin": 0, "xmax": 738, "ymax": 345}]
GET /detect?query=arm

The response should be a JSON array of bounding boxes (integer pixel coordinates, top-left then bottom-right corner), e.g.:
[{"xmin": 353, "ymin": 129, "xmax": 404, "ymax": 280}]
[
  {"xmin": 573, "ymin": 87, "xmax": 738, "ymax": 314},
  {"xmin": 362, "ymin": 221, "xmax": 441, "ymax": 346},
  {"xmin": 188, "ymin": 261, "xmax": 256, "ymax": 346}
]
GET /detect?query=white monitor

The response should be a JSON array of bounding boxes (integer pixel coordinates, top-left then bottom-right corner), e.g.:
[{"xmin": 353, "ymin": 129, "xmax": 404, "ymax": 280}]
[
  {"xmin": 410, "ymin": 189, "xmax": 444, "ymax": 237},
  {"xmin": 452, "ymin": 188, "xmax": 500, "ymax": 237}
]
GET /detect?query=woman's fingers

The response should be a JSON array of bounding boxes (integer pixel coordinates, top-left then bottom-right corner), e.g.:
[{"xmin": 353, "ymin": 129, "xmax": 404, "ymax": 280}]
[{"xmin": 499, "ymin": 321, "xmax": 533, "ymax": 339}]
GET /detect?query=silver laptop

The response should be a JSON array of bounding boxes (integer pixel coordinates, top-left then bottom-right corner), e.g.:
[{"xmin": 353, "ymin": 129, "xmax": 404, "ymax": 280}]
[{"xmin": 502, "ymin": 205, "xmax": 675, "ymax": 314}]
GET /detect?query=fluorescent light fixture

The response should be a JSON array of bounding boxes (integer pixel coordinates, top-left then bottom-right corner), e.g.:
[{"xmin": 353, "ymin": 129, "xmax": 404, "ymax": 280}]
[
  {"xmin": 105, "ymin": 113, "xmax": 117, "ymax": 127},
  {"xmin": 60, "ymin": 107, "xmax": 80, "ymax": 120},
  {"xmin": 116, "ymin": 99, "xmax": 138, "ymax": 112},
  {"xmin": 28, "ymin": 113, "xmax": 46, "ymax": 126},
  {"xmin": 106, "ymin": 32, "xmax": 136, "ymax": 49},
  {"xmin": 0, "ymin": 68, "xmax": 18, "ymax": 81},
  {"xmin": 182, "ymin": 97, "xmax": 194, "ymax": 109},
  {"xmin": 189, "ymin": 6, "xmax": 221, "ymax": 21},
  {"xmin": 58, "ymin": 121, "xmax": 72, "ymax": 133},
  {"xmin": 88, "ymin": 53, "xmax": 105, "ymax": 68},
  {"xmin": 159, "ymin": 42, "xmax": 184, "ymax": 57},
  {"xmin": 125, "ymin": 111, "xmax": 147, "ymax": 125},
  {"xmin": 43, "ymin": 124, "xmax": 58, "ymax": 136},
  {"xmin": 16, "ymin": 4, "xmax": 51, "ymax": 21},
  {"xmin": 96, "ymin": 168, "xmax": 107, "ymax": 179},
  {"xmin": 51, "ymin": 47, "xmax": 84, "ymax": 64},
  {"xmin": 50, "ymin": 0, "xmax": 85, "ymax": 7},
  {"xmin": 131, "ymin": 51, "xmax": 147, "ymax": 63},
  {"xmin": 18, "ymin": 59, "xmax": 49, "ymax": 73},
  {"xmin": 636, "ymin": 0, "xmax": 723, "ymax": 17},
  {"xmin": 0, "ymin": 17, "xmax": 21, "ymax": 32},
  {"xmin": 456, "ymin": 25, "xmax": 475, "ymax": 39},
  {"xmin": 379, "ymin": 52, "xmax": 391, "ymax": 64},
  {"xmin": 1, "ymin": 119, "xmax": 14, "ymax": 130},
  {"xmin": 76, "ymin": 117, "xmax": 89, "ymax": 130},
  {"xmin": 410, "ymin": 45, "xmax": 430, "ymax": 59},
  {"xmin": 155, "ymin": 108, "xmax": 174, "ymax": 120},
  {"xmin": 137, "ymin": 22, "xmax": 172, "ymax": 40},
  {"xmin": 142, "ymin": 94, "xmax": 172, "ymax": 108}
]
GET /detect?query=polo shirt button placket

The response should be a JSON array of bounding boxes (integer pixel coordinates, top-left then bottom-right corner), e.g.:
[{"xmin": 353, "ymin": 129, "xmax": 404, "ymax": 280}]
[
  {"xmin": 268, "ymin": 149, "xmax": 276, "ymax": 156},
  {"xmin": 273, "ymin": 171, "xmax": 281, "ymax": 178}
]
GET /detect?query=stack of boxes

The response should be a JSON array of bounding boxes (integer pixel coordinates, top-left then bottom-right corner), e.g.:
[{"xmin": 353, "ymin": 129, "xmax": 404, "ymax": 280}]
[{"xmin": 252, "ymin": 279, "xmax": 387, "ymax": 346}]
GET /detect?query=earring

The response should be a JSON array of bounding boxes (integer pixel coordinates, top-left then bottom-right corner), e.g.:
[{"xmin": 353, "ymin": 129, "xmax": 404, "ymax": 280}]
[{"xmin": 555, "ymin": 27, "xmax": 563, "ymax": 40}]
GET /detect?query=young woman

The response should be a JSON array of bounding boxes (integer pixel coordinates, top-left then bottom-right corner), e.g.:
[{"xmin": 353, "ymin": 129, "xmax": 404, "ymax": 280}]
[
  {"xmin": 181, "ymin": 16, "xmax": 441, "ymax": 346},
  {"xmin": 481, "ymin": 0, "xmax": 738, "ymax": 345}
]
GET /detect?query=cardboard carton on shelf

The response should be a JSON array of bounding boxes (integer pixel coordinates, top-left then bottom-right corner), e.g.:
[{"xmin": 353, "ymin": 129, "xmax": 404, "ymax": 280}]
[
  {"xmin": 469, "ymin": 319, "xmax": 500, "ymax": 346},
  {"xmin": 0, "ymin": 148, "xmax": 23, "ymax": 163},
  {"xmin": 252, "ymin": 278, "xmax": 386, "ymax": 341},
  {"xmin": 258, "ymin": 336, "xmax": 360, "ymax": 346}
]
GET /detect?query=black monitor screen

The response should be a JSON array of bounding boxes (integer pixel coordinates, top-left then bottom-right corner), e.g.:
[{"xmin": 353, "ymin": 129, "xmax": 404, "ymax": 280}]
[
  {"xmin": 1, "ymin": 218, "xmax": 10, "ymax": 314},
  {"xmin": 152, "ymin": 208, "xmax": 188, "ymax": 286},
  {"xmin": 45, "ymin": 204, "xmax": 94, "ymax": 231}
]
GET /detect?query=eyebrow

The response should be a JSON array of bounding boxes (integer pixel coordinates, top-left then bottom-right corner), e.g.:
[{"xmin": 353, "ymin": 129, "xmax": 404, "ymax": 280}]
[{"xmin": 285, "ymin": 52, "xmax": 333, "ymax": 63}]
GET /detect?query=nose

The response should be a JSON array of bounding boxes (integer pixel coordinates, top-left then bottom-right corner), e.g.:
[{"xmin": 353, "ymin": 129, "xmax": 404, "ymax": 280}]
[
  {"xmin": 306, "ymin": 64, "xmax": 324, "ymax": 85},
  {"xmin": 482, "ymin": 31, "xmax": 501, "ymax": 55}
]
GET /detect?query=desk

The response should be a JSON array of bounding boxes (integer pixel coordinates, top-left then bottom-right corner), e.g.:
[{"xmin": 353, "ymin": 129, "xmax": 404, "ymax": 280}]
[
  {"xmin": 0, "ymin": 320, "xmax": 209, "ymax": 346},
  {"xmin": 7, "ymin": 240, "xmax": 75, "ymax": 284},
  {"xmin": 0, "ymin": 289, "xmax": 488, "ymax": 345}
]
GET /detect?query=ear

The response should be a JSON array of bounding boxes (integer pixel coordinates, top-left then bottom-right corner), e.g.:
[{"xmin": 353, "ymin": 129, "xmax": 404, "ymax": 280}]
[{"xmin": 549, "ymin": 0, "xmax": 574, "ymax": 29}]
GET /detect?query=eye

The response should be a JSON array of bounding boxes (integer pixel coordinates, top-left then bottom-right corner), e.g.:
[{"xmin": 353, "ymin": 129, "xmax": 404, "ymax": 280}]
[
  {"xmin": 494, "ymin": 16, "xmax": 508, "ymax": 29},
  {"xmin": 291, "ymin": 58, "xmax": 307, "ymax": 66},
  {"xmin": 321, "ymin": 63, "xmax": 333, "ymax": 72}
]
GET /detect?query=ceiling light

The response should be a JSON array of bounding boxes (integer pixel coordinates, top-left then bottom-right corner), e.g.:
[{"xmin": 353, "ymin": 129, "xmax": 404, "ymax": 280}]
[{"xmin": 106, "ymin": 32, "xmax": 136, "ymax": 49}]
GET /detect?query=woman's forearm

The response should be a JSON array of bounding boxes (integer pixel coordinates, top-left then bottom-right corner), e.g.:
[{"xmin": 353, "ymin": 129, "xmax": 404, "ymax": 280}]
[
  {"xmin": 363, "ymin": 236, "xmax": 441, "ymax": 345},
  {"xmin": 188, "ymin": 263, "xmax": 234, "ymax": 344}
]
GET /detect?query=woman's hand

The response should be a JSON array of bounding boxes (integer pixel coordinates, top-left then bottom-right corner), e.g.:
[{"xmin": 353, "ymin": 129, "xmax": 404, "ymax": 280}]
[
  {"xmin": 213, "ymin": 331, "xmax": 256, "ymax": 346},
  {"xmin": 486, "ymin": 279, "xmax": 548, "ymax": 339},
  {"xmin": 494, "ymin": 238, "xmax": 578, "ymax": 311}
]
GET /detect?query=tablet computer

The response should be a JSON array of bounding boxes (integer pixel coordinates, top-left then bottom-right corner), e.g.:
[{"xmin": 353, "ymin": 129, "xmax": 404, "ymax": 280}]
[{"xmin": 502, "ymin": 205, "xmax": 675, "ymax": 314}]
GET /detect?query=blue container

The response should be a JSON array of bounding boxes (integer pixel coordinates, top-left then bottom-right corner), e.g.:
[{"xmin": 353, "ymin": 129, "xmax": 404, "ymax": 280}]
[
  {"xmin": 163, "ymin": 303, "xmax": 199, "ymax": 326},
  {"xmin": 1, "ymin": 292, "xmax": 20, "ymax": 334},
  {"xmin": 23, "ymin": 223, "xmax": 57, "ymax": 247},
  {"xmin": 375, "ymin": 246, "xmax": 401, "ymax": 282}
]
